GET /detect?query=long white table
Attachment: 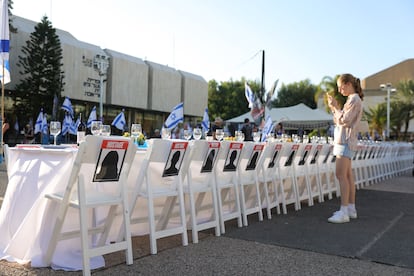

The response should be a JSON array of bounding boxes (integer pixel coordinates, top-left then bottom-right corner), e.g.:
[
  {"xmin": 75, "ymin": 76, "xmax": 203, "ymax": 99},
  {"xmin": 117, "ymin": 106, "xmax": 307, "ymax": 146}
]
[
  {"xmin": 0, "ymin": 145, "xmax": 149, "ymax": 271},
  {"xmin": 1, "ymin": 140, "xmax": 410, "ymax": 271}
]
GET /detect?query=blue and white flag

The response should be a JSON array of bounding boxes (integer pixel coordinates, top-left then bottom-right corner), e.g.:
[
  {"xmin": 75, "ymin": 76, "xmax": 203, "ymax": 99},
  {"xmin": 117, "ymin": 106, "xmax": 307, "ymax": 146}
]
[
  {"xmin": 87, "ymin": 106, "xmax": 97, "ymax": 128},
  {"xmin": 61, "ymin": 97, "xmax": 73, "ymax": 117},
  {"xmin": 42, "ymin": 113, "xmax": 48, "ymax": 135},
  {"xmin": 73, "ymin": 115, "xmax": 80, "ymax": 132},
  {"xmin": 245, "ymin": 82, "xmax": 255, "ymax": 108},
  {"xmin": 0, "ymin": 0, "xmax": 10, "ymax": 84},
  {"xmin": 62, "ymin": 113, "xmax": 73, "ymax": 135},
  {"xmin": 112, "ymin": 110, "xmax": 126, "ymax": 131},
  {"xmin": 34, "ymin": 109, "xmax": 44, "ymax": 134},
  {"xmin": 163, "ymin": 102, "xmax": 184, "ymax": 130},
  {"xmin": 0, "ymin": 59, "xmax": 10, "ymax": 84},
  {"xmin": 201, "ymin": 107, "xmax": 210, "ymax": 132},
  {"xmin": 261, "ymin": 115, "xmax": 274, "ymax": 142}
]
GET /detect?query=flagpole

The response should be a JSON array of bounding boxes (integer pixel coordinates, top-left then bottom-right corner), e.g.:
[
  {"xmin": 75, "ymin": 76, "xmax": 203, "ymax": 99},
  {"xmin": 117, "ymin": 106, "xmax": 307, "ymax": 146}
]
[
  {"xmin": 1, "ymin": 58, "xmax": 4, "ymax": 157},
  {"xmin": 260, "ymin": 50, "xmax": 265, "ymax": 126}
]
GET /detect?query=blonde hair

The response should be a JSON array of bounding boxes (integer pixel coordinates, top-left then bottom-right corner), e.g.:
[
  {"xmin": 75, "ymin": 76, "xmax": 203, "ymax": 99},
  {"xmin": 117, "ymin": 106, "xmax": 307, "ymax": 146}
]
[{"xmin": 338, "ymin": 73, "xmax": 364, "ymax": 100}]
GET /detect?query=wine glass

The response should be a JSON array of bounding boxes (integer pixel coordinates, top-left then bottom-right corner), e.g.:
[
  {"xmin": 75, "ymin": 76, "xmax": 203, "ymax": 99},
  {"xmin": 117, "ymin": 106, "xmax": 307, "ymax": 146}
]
[
  {"xmin": 193, "ymin": 127, "xmax": 202, "ymax": 140},
  {"xmin": 215, "ymin": 129, "xmax": 224, "ymax": 141},
  {"xmin": 101, "ymin": 125, "xmax": 111, "ymax": 136},
  {"xmin": 183, "ymin": 129, "xmax": 192, "ymax": 140},
  {"xmin": 235, "ymin": 131, "xmax": 243, "ymax": 141},
  {"xmin": 50, "ymin": 121, "xmax": 61, "ymax": 145},
  {"xmin": 161, "ymin": 128, "xmax": 171, "ymax": 139},
  {"xmin": 131, "ymin": 124, "xmax": 142, "ymax": 138},
  {"xmin": 253, "ymin": 131, "xmax": 261, "ymax": 142},
  {"xmin": 91, "ymin": 121, "xmax": 102, "ymax": 136}
]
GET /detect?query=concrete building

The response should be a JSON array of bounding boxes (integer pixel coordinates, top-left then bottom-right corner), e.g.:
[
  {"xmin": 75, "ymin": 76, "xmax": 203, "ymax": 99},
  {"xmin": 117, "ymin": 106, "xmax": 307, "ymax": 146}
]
[{"xmin": 6, "ymin": 16, "xmax": 208, "ymax": 135}]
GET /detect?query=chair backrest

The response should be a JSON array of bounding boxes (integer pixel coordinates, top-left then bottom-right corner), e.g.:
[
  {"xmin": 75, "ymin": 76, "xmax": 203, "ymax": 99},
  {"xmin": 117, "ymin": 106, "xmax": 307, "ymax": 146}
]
[
  {"xmin": 239, "ymin": 142, "xmax": 265, "ymax": 172},
  {"xmin": 191, "ymin": 140, "xmax": 221, "ymax": 174},
  {"xmin": 295, "ymin": 143, "xmax": 313, "ymax": 167},
  {"xmin": 220, "ymin": 141, "xmax": 244, "ymax": 172},
  {"xmin": 214, "ymin": 141, "xmax": 244, "ymax": 184},
  {"xmin": 280, "ymin": 143, "xmax": 300, "ymax": 168},
  {"xmin": 63, "ymin": 135, "xmax": 136, "ymax": 201},
  {"xmin": 141, "ymin": 139, "xmax": 191, "ymax": 190}
]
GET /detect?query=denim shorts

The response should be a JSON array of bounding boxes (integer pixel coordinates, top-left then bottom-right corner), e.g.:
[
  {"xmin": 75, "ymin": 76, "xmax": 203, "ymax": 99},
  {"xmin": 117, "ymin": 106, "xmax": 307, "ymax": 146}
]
[{"xmin": 333, "ymin": 143, "xmax": 354, "ymax": 159}]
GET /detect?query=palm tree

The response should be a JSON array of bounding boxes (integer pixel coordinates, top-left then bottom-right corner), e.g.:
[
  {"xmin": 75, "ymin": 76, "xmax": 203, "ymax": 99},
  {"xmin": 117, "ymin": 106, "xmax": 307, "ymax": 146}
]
[
  {"xmin": 394, "ymin": 80, "xmax": 414, "ymax": 140},
  {"xmin": 364, "ymin": 103, "xmax": 386, "ymax": 139}
]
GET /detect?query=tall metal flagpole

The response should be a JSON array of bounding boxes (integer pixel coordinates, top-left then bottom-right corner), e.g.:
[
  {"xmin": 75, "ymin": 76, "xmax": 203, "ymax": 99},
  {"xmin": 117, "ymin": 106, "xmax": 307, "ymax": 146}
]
[{"xmin": 260, "ymin": 50, "xmax": 265, "ymax": 125}]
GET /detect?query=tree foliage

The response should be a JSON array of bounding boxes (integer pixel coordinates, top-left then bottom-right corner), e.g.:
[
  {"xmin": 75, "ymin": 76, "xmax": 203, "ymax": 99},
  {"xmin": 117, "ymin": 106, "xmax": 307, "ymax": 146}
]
[
  {"xmin": 271, "ymin": 79, "xmax": 318, "ymax": 108},
  {"xmin": 394, "ymin": 79, "xmax": 414, "ymax": 139},
  {"xmin": 13, "ymin": 15, "xmax": 64, "ymax": 121},
  {"xmin": 207, "ymin": 78, "xmax": 261, "ymax": 120}
]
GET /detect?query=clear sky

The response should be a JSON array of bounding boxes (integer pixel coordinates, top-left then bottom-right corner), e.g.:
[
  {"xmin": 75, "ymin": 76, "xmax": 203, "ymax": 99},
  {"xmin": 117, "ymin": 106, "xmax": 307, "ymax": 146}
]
[{"xmin": 11, "ymin": 0, "xmax": 414, "ymax": 91}]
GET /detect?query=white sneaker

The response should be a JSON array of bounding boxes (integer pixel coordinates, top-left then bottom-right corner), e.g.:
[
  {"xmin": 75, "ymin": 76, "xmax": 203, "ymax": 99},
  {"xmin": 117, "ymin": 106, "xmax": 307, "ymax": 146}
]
[
  {"xmin": 328, "ymin": 210, "xmax": 350, "ymax": 223},
  {"xmin": 348, "ymin": 209, "xmax": 358, "ymax": 219}
]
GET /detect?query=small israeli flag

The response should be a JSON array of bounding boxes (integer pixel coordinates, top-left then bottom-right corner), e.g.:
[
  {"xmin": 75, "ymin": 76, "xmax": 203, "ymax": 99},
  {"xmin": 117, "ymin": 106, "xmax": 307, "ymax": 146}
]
[
  {"xmin": 61, "ymin": 97, "xmax": 74, "ymax": 117},
  {"xmin": 112, "ymin": 110, "xmax": 126, "ymax": 131},
  {"xmin": 87, "ymin": 106, "xmax": 97, "ymax": 128},
  {"xmin": 34, "ymin": 109, "xmax": 44, "ymax": 134},
  {"xmin": 261, "ymin": 115, "xmax": 274, "ymax": 142},
  {"xmin": 163, "ymin": 102, "xmax": 184, "ymax": 130},
  {"xmin": 202, "ymin": 108, "xmax": 210, "ymax": 132}
]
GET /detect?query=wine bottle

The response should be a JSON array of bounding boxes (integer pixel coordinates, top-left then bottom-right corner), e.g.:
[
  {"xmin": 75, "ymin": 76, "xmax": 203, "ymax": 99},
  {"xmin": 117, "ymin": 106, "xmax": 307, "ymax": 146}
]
[{"xmin": 77, "ymin": 113, "xmax": 86, "ymax": 145}]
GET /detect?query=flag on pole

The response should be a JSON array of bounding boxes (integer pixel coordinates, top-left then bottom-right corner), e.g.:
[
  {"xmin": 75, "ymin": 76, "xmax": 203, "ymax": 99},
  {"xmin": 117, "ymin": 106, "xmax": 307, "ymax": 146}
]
[
  {"xmin": 42, "ymin": 113, "xmax": 48, "ymax": 135},
  {"xmin": 0, "ymin": 59, "xmax": 10, "ymax": 84},
  {"xmin": 245, "ymin": 82, "xmax": 255, "ymax": 108},
  {"xmin": 34, "ymin": 109, "xmax": 44, "ymax": 134},
  {"xmin": 265, "ymin": 79, "xmax": 278, "ymax": 109},
  {"xmin": 61, "ymin": 113, "xmax": 73, "ymax": 135},
  {"xmin": 61, "ymin": 97, "xmax": 73, "ymax": 117},
  {"xmin": 0, "ymin": 0, "xmax": 10, "ymax": 84},
  {"xmin": 87, "ymin": 106, "xmax": 97, "ymax": 128},
  {"xmin": 261, "ymin": 115, "xmax": 274, "ymax": 142},
  {"xmin": 163, "ymin": 102, "xmax": 184, "ymax": 130},
  {"xmin": 201, "ymin": 107, "xmax": 210, "ymax": 132},
  {"xmin": 112, "ymin": 109, "xmax": 126, "ymax": 131}
]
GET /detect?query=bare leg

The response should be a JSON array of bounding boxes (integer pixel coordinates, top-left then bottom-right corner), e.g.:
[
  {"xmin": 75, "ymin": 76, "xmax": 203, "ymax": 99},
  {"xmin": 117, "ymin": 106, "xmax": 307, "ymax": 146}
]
[
  {"xmin": 347, "ymin": 161, "xmax": 356, "ymax": 204},
  {"xmin": 335, "ymin": 156, "xmax": 352, "ymax": 206}
]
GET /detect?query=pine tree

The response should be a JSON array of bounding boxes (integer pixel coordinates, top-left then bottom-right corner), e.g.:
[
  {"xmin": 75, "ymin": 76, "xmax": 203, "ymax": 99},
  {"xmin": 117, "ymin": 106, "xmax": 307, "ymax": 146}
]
[{"xmin": 14, "ymin": 15, "xmax": 64, "ymax": 120}]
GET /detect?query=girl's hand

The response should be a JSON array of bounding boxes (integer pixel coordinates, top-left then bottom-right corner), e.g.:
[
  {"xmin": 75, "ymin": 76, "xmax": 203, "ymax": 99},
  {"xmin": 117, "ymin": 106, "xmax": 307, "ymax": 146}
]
[{"xmin": 327, "ymin": 94, "xmax": 337, "ymax": 109}]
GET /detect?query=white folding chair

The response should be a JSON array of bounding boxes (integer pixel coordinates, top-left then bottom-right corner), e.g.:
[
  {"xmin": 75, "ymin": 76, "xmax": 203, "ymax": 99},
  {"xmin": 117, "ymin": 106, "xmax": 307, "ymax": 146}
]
[
  {"xmin": 183, "ymin": 140, "xmax": 220, "ymax": 243},
  {"xmin": 237, "ymin": 142, "xmax": 264, "ymax": 227},
  {"xmin": 292, "ymin": 143, "xmax": 315, "ymax": 209},
  {"xmin": 277, "ymin": 143, "xmax": 300, "ymax": 214},
  {"xmin": 257, "ymin": 141, "xmax": 283, "ymax": 219},
  {"xmin": 127, "ymin": 139, "xmax": 190, "ymax": 254},
  {"xmin": 214, "ymin": 141, "xmax": 243, "ymax": 234},
  {"xmin": 307, "ymin": 144, "xmax": 325, "ymax": 203},
  {"xmin": 44, "ymin": 135, "xmax": 135, "ymax": 276},
  {"xmin": 317, "ymin": 143, "xmax": 337, "ymax": 200}
]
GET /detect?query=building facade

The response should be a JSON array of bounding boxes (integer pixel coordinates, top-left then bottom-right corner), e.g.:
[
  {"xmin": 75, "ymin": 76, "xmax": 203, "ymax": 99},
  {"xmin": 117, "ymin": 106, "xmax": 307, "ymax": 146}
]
[{"xmin": 5, "ymin": 16, "xmax": 208, "ymax": 137}]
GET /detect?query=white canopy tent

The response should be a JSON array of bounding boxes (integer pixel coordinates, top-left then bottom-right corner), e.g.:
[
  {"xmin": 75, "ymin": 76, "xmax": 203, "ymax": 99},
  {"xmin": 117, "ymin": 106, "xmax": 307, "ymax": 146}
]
[{"xmin": 226, "ymin": 103, "xmax": 333, "ymax": 130}]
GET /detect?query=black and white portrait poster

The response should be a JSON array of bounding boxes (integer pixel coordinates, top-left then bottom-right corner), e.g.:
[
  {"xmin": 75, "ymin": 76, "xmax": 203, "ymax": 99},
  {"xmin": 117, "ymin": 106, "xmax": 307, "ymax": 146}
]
[
  {"xmin": 246, "ymin": 144, "xmax": 264, "ymax": 171},
  {"xmin": 162, "ymin": 141, "xmax": 188, "ymax": 177},
  {"xmin": 93, "ymin": 139, "xmax": 128, "ymax": 182},
  {"xmin": 201, "ymin": 141, "xmax": 221, "ymax": 173},
  {"xmin": 268, "ymin": 143, "xmax": 283, "ymax": 168},
  {"xmin": 223, "ymin": 142, "xmax": 243, "ymax": 172}
]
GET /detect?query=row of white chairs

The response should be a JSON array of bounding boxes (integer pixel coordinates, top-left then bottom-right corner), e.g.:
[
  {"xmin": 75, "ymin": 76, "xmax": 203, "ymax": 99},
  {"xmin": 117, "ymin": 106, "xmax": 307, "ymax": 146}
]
[{"xmin": 37, "ymin": 136, "xmax": 413, "ymax": 275}]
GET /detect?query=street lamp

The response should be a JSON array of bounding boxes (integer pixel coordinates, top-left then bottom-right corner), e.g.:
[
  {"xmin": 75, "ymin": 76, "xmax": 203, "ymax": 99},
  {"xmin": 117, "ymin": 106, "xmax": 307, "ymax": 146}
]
[
  {"xmin": 380, "ymin": 83, "xmax": 396, "ymax": 140},
  {"xmin": 93, "ymin": 54, "xmax": 110, "ymax": 122}
]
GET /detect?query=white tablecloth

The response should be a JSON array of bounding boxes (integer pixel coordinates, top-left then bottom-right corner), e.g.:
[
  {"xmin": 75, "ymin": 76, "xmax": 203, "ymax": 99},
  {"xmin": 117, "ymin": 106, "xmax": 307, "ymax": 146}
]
[{"xmin": 0, "ymin": 145, "xmax": 150, "ymax": 270}]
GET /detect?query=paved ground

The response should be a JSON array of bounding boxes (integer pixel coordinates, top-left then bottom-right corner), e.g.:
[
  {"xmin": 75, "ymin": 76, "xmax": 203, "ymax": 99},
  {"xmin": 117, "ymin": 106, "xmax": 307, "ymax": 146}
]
[{"xmin": 0, "ymin": 162, "xmax": 414, "ymax": 275}]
